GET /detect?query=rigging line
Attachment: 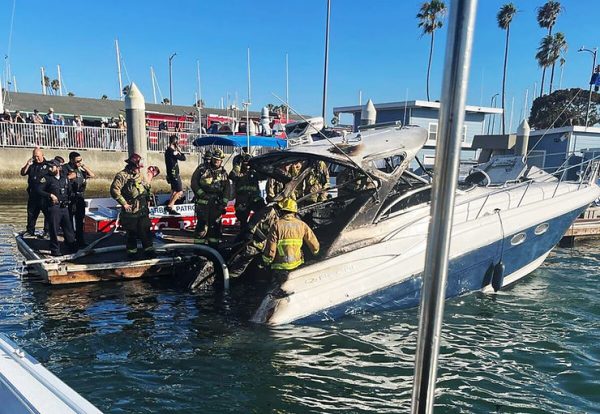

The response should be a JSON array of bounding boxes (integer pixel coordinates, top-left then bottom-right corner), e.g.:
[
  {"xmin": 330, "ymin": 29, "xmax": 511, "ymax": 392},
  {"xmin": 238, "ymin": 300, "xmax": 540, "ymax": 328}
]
[
  {"xmin": 120, "ymin": 53, "xmax": 132, "ymax": 85},
  {"xmin": 526, "ymin": 88, "xmax": 583, "ymax": 156},
  {"xmin": 271, "ymin": 92, "xmax": 380, "ymax": 191},
  {"xmin": 6, "ymin": 0, "xmax": 16, "ymax": 57}
]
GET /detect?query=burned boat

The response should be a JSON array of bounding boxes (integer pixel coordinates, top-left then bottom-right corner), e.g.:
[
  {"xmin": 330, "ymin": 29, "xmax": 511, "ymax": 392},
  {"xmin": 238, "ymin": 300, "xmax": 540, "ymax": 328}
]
[{"xmin": 247, "ymin": 123, "xmax": 600, "ymax": 325}]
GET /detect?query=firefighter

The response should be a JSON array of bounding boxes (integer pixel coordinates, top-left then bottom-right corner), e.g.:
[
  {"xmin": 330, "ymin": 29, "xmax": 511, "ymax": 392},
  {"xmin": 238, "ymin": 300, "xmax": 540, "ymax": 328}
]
[
  {"xmin": 302, "ymin": 160, "xmax": 330, "ymax": 204},
  {"xmin": 190, "ymin": 148, "xmax": 229, "ymax": 244},
  {"xmin": 36, "ymin": 159, "xmax": 77, "ymax": 256},
  {"xmin": 65, "ymin": 151, "xmax": 95, "ymax": 247},
  {"xmin": 20, "ymin": 147, "xmax": 49, "ymax": 237},
  {"xmin": 266, "ymin": 163, "xmax": 290, "ymax": 203},
  {"xmin": 110, "ymin": 153, "xmax": 156, "ymax": 259},
  {"xmin": 229, "ymin": 153, "xmax": 264, "ymax": 229},
  {"xmin": 262, "ymin": 198, "xmax": 319, "ymax": 274},
  {"xmin": 228, "ymin": 203, "xmax": 280, "ymax": 278}
]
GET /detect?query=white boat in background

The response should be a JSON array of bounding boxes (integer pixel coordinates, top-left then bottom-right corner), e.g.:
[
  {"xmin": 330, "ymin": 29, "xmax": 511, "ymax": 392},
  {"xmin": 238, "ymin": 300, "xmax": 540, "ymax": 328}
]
[
  {"xmin": 0, "ymin": 334, "xmax": 102, "ymax": 413},
  {"xmin": 248, "ymin": 123, "xmax": 600, "ymax": 325}
]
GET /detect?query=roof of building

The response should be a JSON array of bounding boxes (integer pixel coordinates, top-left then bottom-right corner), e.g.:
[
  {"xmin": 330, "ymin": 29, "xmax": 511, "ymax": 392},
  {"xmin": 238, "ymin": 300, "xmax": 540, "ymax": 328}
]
[
  {"xmin": 1, "ymin": 91, "xmax": 267, "ymax": 120},
  {"xmin": 529, "ymin": 125, "xmax": 600, "ymax": 136},
  {"xmin": 333, "ymin": 99, "xmax": 503, "ymax": 115}
]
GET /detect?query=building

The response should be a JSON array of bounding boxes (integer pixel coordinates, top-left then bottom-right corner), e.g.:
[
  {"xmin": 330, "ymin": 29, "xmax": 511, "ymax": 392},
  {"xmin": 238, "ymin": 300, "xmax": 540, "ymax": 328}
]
[
  {"xmin": 527, "ymin": 126, "xmax": 600, "ymax": 173},
  {"xmin": 333, "ymin": 100, "xmax": 503, "ymax": 166}
]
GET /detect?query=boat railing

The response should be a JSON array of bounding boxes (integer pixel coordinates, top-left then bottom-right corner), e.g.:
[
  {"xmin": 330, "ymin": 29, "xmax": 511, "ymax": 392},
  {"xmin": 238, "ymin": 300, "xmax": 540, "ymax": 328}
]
[{"xmin": 465, "ymin": 156, "xmax": 600, "ymax": 223}]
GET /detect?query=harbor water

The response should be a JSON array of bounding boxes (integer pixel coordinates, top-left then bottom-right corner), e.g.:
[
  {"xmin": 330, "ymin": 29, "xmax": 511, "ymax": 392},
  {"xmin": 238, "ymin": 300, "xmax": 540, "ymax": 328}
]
[{"xmin": 0, "ymin": 202, "xmax": 599, "ymax": 413}]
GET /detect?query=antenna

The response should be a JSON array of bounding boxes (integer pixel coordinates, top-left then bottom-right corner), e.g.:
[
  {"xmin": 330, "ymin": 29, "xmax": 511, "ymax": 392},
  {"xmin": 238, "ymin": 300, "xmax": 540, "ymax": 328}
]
[{"xmin": 115, "ymin": 39, "xmax": 123, "ymax": 99}]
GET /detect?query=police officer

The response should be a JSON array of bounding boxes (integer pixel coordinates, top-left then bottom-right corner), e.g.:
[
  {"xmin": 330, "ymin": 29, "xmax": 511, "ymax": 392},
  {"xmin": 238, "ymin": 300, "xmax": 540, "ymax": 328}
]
[
  {"xmin": 229, "ymin": 153, "xmax": 264, "ymax": 229},
  {"xmin": 164, "ymin": 135, "xmax": 187, "ymax": 215},
  {"xmin": 36, "ymin": 159, "xmax": 77, "ymax": 256},
  {"xmin": 20, "ymin": 148, "xmax": 49, "ymax": 237},
  {"xmin": 190, "ymin": 148, "xmax": 229, "ymax": 245},
  {"xmin": 262, "ymin": 198, "xmax": 319, "ymax": 273},
  {"xmin": 65, "ymin": 152, "xmax": 95, "ymax": 247},
  {"xmin": 110, "ymin": 154, "xmax": 156, "ymax": 258}
]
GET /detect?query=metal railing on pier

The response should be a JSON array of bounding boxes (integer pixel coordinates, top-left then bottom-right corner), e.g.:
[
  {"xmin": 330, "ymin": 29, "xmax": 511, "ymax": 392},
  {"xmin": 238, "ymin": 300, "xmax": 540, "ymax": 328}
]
[{"xmin": 0, "ymin": 123, "xmax": 245, "ymax": 155}]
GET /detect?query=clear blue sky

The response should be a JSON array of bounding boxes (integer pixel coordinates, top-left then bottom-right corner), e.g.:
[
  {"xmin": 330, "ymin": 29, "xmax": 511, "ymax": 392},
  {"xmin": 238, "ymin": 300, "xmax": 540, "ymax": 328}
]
[{"xmin": 1, "ymin": 0, "xmax": 598, "ymax": 130}]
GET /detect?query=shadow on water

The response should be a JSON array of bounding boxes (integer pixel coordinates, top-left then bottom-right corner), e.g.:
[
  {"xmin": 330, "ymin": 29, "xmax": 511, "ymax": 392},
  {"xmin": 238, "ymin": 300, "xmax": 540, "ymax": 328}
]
[{"xmin": 1, "ymin": 207, "xmax": 600, "ymax": 412}]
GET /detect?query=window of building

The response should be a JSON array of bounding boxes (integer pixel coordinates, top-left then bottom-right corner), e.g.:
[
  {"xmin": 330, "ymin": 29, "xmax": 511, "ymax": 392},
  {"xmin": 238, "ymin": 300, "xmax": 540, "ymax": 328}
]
[
  {"xmin": 428, "ymin": 123, "xmax": 438, "ymax": 140},
  {"xmin": 427, "ymin": 123, "xmax": 467, "ymax": 142}
]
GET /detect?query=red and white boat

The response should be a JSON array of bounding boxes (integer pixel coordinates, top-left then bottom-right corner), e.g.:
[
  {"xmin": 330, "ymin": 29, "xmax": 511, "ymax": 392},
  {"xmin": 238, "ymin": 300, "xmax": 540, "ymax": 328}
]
[{"xmin": 84, "ymin": 193, "xmax": 238, "ymax": 233}]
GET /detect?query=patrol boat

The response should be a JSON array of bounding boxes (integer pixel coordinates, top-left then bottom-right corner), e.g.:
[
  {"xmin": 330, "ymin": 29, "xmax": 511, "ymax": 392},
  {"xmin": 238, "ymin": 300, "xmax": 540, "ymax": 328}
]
[{"xmin": 248, "ymin": 123, "xmax": 600, "ymax": 325}]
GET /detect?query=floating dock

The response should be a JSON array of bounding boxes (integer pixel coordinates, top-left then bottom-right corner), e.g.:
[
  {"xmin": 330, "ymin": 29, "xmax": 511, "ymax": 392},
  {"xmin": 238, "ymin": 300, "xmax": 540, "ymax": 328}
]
[{"xmin": 15, "ymin": 230, "xmax": 223, "ymax": 285}]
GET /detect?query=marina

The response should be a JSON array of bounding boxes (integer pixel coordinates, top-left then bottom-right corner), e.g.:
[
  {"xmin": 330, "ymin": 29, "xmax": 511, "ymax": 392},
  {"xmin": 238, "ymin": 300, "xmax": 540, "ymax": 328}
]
[{"xmin": 1, "ymin": 0, "xmax": 600, "ymax": 412}]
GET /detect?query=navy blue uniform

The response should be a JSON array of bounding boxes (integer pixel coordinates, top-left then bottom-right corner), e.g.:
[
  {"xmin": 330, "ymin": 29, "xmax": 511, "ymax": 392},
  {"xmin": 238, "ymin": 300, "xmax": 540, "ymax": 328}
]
[
  {"xmin": 37, "ymin": 172, "xmax": 76, "ymax": 255},
  {"xmin": 22, "ymin": 160, "xmax": 50, "ymax": 235},
  {"xmin": 65, "ymin": 162, "xmax": 89, "ymax": 246}
]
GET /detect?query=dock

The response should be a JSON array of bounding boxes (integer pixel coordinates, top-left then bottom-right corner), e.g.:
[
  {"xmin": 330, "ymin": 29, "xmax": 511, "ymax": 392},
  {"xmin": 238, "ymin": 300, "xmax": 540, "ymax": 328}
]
[
  {"xmin": 561, "ymin": 206, "xmax": 600, "ymax": 245},
  {"xmin": 15, "ymin": 230, "xmax": 223, "ymax": 285}
]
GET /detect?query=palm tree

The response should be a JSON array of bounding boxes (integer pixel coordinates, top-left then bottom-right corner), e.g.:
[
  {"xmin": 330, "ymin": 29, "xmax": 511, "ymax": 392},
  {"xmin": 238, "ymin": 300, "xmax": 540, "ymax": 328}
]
[
  {"xmin": 416, "ymin": 0, "xmax": 446, "ymax": 101},
  {"xmin": 50, "ymin": 79, "xmax": 60, "ymax": 95},
  {"xmin": 497, "ymin": 3, "xmax": 517, "ymax": 134},
  {"xmin": 536, "ymin": 35, "xmax": 554, "ymax": 89},
  {"xmin": 43, "ymin": 75, "xmax": 50, "ymax": 95},
  {"xmin": 162, "ymin": 98, "xmax": 170, "ymax": 105},
  {"xmin": 67, "ymin": 92, "xmax": 75, "ymax": 97},
  {"xmin": 536, "ymin": 1, "xmax": 562, "ymax": 96},
  {"xmin": 558, "ymin": 57, "xmax": 566, "ymax": 89},
  {"xmin": 548, "ymin": 32, "xmax": 567, "ymax": 93},
  {"xmin": 101, "ymin": 94, "xmax": 108, "ymax": 100}
]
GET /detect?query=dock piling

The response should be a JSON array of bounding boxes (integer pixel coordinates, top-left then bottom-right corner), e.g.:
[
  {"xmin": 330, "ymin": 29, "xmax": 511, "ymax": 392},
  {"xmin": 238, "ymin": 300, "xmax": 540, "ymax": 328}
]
[{"xmin": 125, "ymin": 83, "xmax": 147, "ymax": 161}]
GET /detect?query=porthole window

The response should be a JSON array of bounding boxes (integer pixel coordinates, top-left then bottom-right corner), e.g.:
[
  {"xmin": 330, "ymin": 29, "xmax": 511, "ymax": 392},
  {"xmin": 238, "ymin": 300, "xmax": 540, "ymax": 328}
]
[
  {"xmin": 534, "ymin": 223, "xmax": 549, "ymax": 235},
  {"xmin": 511, "ymin": 232, "xmax": 526, "ymax": 246}
]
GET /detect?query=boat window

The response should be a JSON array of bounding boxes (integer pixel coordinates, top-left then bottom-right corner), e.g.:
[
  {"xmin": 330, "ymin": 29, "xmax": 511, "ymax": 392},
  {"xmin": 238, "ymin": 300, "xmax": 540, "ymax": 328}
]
[
  {"xmin": 377, "ymin": 185, "xmax": 432, "ymax": 221},
  {"xmin": 370, "ymin": 154, "xmax": 405, "ymax": 174}
]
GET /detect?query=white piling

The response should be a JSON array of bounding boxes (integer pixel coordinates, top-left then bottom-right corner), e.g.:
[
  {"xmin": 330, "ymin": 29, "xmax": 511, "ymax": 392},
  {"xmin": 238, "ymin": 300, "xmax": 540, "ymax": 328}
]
[{"xmin": 124, "ymin": 83, "xmax": 147, "ymax": 161}]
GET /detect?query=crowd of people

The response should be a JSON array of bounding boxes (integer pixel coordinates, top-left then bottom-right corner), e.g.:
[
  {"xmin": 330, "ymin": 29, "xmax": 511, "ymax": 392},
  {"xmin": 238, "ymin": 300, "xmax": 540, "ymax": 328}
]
[
  {"xmin": 1, "ymin": 108, "xmax": 129, "ymax": 149},
  {"xmin": 23, "ymin": 135, "xmax": 329, "ymax": 276}
]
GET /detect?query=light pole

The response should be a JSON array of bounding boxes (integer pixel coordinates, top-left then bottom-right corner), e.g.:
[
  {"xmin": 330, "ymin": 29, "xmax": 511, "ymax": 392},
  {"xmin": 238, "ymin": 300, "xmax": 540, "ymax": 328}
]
[
  {"xmin": 578, "ymin": 46, "xmax": 597, "ymax": 128},
  {"xmin": 168, "ymin": 52, "xmax": 177, "ymax": 105}
]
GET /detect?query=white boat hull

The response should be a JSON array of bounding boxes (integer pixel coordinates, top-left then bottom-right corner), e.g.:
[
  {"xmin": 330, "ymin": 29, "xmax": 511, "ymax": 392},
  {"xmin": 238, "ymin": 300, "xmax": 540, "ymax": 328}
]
[{"xmin": 252, "ymin": 181, "xmax": 600, "ymax": 325}]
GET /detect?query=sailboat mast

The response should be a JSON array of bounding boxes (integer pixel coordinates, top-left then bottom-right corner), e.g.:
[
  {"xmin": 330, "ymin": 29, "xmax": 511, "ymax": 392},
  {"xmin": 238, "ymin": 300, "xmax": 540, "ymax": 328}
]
[
  {"xmin": 57, "ymin": 65, "xmax": 63, "ymax": 96},
  {"xmin": 197, "ymin": 61, "xmax": 203, "ymax": 134},
  {"xmin": 40, "ymin": 67, "xmax": 46, "ymax": 95},
  {"xmin": 285, "ymin": 53, "xmax": 289, "ymax": 122},
  {"xmin": 115, "ymin": 39, "xmax": 123, "ymax": 99},
  {"xmin": 150, "ymin": 66, "xmax": 157, "ymax": 104},
  {"xmin": 321, "ymin": 0, "xmax": 331, "ymax": 124}
]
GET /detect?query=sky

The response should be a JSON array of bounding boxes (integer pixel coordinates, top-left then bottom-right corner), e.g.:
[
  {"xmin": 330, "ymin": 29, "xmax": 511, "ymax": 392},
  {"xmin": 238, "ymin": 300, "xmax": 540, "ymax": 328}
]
[{"xmin": 1, "ymin": 0, "xmax": 598, "ymax": 131}]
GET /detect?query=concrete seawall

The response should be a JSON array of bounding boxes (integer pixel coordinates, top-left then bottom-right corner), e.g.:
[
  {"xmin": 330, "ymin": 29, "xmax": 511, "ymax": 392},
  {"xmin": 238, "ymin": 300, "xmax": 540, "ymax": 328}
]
[{"xmin": 0, "ymin": 148, "xmax": 226, "ymax": 200}]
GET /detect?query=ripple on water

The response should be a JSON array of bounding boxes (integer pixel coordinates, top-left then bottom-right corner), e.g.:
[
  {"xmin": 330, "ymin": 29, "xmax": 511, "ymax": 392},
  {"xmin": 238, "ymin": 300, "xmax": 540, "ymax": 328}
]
[{"xmin": 0, "ymin": 219, "xmax": 599, "ymax": 413}]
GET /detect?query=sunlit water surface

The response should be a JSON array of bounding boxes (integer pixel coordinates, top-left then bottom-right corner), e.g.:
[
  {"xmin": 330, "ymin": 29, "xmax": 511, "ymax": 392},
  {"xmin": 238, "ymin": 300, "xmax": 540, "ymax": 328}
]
[{"xmin": 0, "ymin": 202, "xmax": 599, "ymax": 413}]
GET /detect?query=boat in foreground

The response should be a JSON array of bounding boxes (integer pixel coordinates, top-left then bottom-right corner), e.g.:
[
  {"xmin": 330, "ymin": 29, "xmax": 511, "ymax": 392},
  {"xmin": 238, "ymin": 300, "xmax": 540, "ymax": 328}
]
[
  {"xmin": 0, "ymin": 333, "xmax": 102, "ymax": 413},
  {"xmin": 247, "ymin": 123, "xmax": 600, "ymax": 325}
]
